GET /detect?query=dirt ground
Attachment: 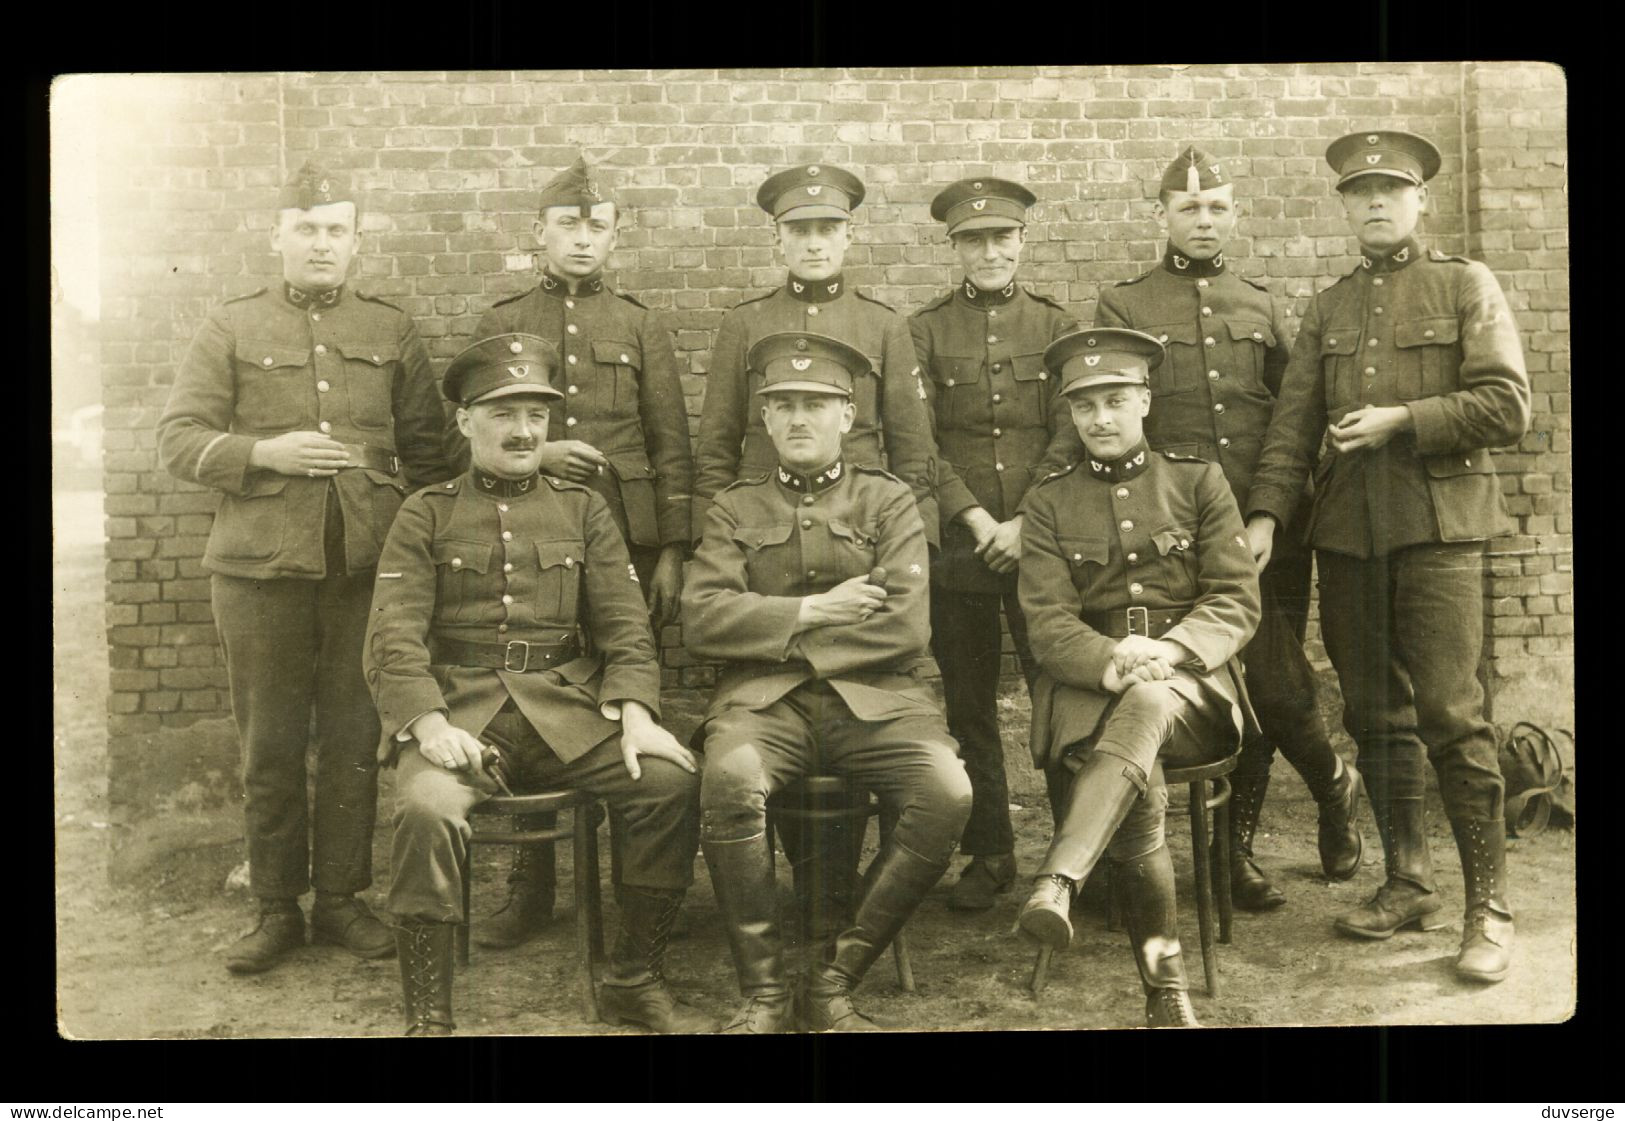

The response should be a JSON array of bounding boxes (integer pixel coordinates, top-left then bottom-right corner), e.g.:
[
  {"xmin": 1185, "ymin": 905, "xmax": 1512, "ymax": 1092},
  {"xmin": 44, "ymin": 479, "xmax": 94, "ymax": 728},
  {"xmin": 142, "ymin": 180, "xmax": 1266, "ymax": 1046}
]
[{"xmin": 53, "ymin": 491, "xmax": 1577, "ymax": 1039}]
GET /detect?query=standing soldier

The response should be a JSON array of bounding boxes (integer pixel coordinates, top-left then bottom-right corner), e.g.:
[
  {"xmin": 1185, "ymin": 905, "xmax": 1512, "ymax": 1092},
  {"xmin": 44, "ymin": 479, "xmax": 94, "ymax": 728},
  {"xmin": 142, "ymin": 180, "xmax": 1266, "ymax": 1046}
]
[
  {"xmin": 158, "ymin": 161, "xmax": 453, "ymax": 974},
  {"xmin": 1016, "ymin": 328, "xmax": 1261, "ymax": 1028},
  {"xmin": 910, "ymin": 178, "xmax": 1081, "ymax": 911},
  {"xmin": 1094, "ymin": 148, "xmax": 1363, "ymax": 910},
  {"xmin": 693, "ymin": 163, "xmax": 942, "ymax": 937},
  {"xmin": 684, "ymin": 332, "xmax": 972, "ymax": 1032},
  {"xmin": 461, "ymin": 156, "xmax": 695, "ymax": 951},
  {"xmin": 368, "ymin": 335, "xmax": 706, "ymax": 1035},
  {"xmin": 1247, "ymin": 131, "xmax": 1530, "ymax": 983}
]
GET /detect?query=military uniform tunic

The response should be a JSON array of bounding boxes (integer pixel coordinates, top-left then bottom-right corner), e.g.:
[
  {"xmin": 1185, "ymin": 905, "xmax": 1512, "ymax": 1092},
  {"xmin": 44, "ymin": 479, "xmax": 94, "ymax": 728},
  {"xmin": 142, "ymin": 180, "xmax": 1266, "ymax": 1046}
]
[
  {"xmin": 1020, "ymin": 442, "xmax": 1261, "ymax": 860},
  {"xmin": 682, "ymin": 463, "xmax": 970, "ymax": 865},
  {"xmin": 1247, "ymin": 237, "xmax": 1531, "ymax": 822},
  {"xmin": 692, "ymin": 278, "xmax": 940, "ymax": 546},
  {"xmin": 909, "ymin": 279, "xmax": 1079, "ymax": 856},
  {"xmin": 364, "ymin": 469, "xmax": 698, "ymax": 922},
  {"xmin": 1096, "ymin": 250, "xmax": 1341, "ymax": 799},
  {"xmin": 472, "ymin": 272, "xmax": 693, "ymax": 562},
  {"xmin": 157, "ymin": 283, "xmax": 454, "ymax": 901}
]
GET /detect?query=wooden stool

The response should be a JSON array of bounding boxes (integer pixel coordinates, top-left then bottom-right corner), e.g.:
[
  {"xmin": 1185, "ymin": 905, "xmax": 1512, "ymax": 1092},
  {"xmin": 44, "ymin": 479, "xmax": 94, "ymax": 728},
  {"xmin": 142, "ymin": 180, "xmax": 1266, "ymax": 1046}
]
[
  {"xmin": 767, "ymin": 775, "xmax": 915, "ymax": 992},
  {"xmin": 1030, "ymin": 748, "xmax": 1239, "ymax": 998},
  {"xmin": 460, "ymin": 790, "xmax": 605, "ymax": 1021}
]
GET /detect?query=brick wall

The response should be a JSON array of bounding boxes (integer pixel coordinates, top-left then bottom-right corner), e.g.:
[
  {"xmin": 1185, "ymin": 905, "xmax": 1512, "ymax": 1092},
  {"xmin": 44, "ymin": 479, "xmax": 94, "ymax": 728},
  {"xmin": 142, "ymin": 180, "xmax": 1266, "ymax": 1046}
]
[{"xmin": 93, "ymin": 63, "xmax": 1571, "ymax": 736}]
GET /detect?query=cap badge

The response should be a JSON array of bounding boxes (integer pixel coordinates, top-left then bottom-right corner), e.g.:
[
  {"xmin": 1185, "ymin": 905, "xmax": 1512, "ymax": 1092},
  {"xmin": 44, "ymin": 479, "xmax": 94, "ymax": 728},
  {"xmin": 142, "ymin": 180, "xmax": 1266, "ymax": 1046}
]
[
  {"xmin": 807, "ymin": 166, "xmax": 820, "ymax": 175},
  {"xmin": 972, "ymin": 181, "xmax": 984, "ymax": 190},
  {"xmin": 795, "ymin": 339, "xmax": 809, "ymax": 351},
  {"xmin": 791, "ymin": 357, "xmax": 813, "ymax": 371},
  {"xmin": 584, "ymin": 179, "xmax": 598, "ymax": 196},
  {"xmin": 1086, "ymin": 337, "xmax": 1098, "ymax": 347},
  {"xmin": 317, "ymin": 178, "xmax": 330, "ymax": 199},
  {"xmin": 1367, "ymin": 135, "xmax": 1380, "ymax": 145},
  {"xmin": 806, "ymin": 185, "xmax": 822, "ymax": 196},
  {"xmin": 1084, "ymin": 354, "xmax": 1101, "ymax": 367},
  {"xmin": 509, "ymin": 340, "xmax": 524, "ymax": 353},
  {"xmin": 972, "ymin": 199, "xmax": 987, "ymax": 210},
  {"xmin": 1210, "ymin": 163, "xmax": 1222, "ymax": 176},
  {"xmin": 1367, "ymin": 154, "xmax": 1382, "ymax": 164},
  {"xmin": 507, "ymin": 364, "xmax": 529, "ymax": 379}
]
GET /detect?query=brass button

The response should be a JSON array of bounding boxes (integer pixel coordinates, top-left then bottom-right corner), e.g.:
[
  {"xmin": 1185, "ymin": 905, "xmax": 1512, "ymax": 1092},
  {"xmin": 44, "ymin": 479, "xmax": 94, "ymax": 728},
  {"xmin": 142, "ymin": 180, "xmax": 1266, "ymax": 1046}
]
[
  {"xmin": 1159, "ymin": 334, "xmax": 1169, "ymax": 343},
  {"xmin": 1464, "ymin": 457, "xmax": 1473, "ymax": 466},
  {"xmin": 498, "ymin": 503, "xmax": 508, "ymax": 513},
  {"xmin": 498, "ymin": 623, "xmax": 509, "ymax": 634},
  {"xmin": 1369, "ymin": 338, "xmax": 1380, "ymax": 347},
  {"xmin": 1201, "ymin": 306, "xmax": 1212, "ymax": 316},
  {"xmin": 1204, "ymin": 336, "xmax": 1216, "ymax": 347},
  {"xmin": 995, "ymin": 463, "xmax": 1005, "ymax": 472},
  {"xmin": 946, "ymin": 378, "xmax": 955, "ymax": 387},
  {"xmin": 502, "ymin": 594, "xmax": 514, "ymax": 605},
  {"xmin": 802, "ymin": 495, "xmax": 815, "ymax": 506},
  {"xmin": 568, "ymin": 385, "xmax": 579, "ymax": 394},
  {"xmin": 373, "ymin": 355, "xmax": 381, "ymax": 363},
  {"xmin": 1218, "ymin": 437, "xmax": 1231, "ymax": 448},
  {"xmin": 314, "ymin": 344, "xmax": 327, "ymax": 356},
  {"xmin": 1129, "ymin": 582, "xmax": 1144, "ymax": 595},
  {"xmin": 1373, "ymin": 277, "xmax": 1384, "ymax": 286},
  {"xmin": 317, "ymin": 380, "xmax": 330, "ymax": 392},
  {"xmin": 566, "ymin": 417, "xmax": 578, "ymax": 427},
  {"xmin": 566, "ymin": 324, "xmax": 579, "ymax": 335},
  {"xmin": 262, "ymin": 356, "xmax": 274, "ymax": 367},
  {"xmin": 311, "ymin": 312, "xmax": 321, "ymax": 321},
  {"xmin": 620, "ymin": 353, "xmax": 630, "ymax": 363},
  {"xmin": 1197, "ymin": 278, "xmax": 1209, "ymax": 288},
  {"xmin": 801, "ymin": 519, "xmax": 813, "ymax": 529},
  {"xmin": 1072, "ymin": 552, "xmax": 1082, "ymax": 561},
  {"xmin": 992, "ymin": 428, "xmax": 1002, "ymax": 437},
  {"xmin": 1252, "ymin": 331, "xmax": 1263, "ymax": 340},
  {"xmin": 992, "ymin": 393, "xmax": 1002, "ymax": 403},
  {"xmin": 806, "ymin": 569, "xmax": 817, "ymax": 579},
  {"xmin": 1038, "ymin": 370, "xmax": 1047, "ymax": 380},
  {"xmin": 567, "ymin": 355, "xmax": 578, "ymax": 365},
  {"xmin": 987, "ymin": 334, "xmax": 997, "ymax": 344},
  {"xmin": 565, "ymin": 299, "xmax": 575, "ymax": 309},
  {"xmin": 1180, "ymin": 537, "xmax": 1189, "ymax": 548},
  {"xmin": 1120, "ymin": 519, "xmax": 1133, "ymax": 531},
  {"xmin": 1213, "ymin": 403, "xmax": 1225, "ymax": 413},
  {"xmin": 1207, "ymin": 370, "xmax": 1219, "ymax": 381},
  {"xmin": 503, "ymin": 562, "xmax": 514, "ymax": 573},
  {"xmin": 450, "ymin": 557, "xmax": 462, "ymax": 569},
  {"xmin": 1424, "ymin": 329, "xmax": 1436, "ymax": 339},
  {"xmin": 1373, "ymin": 306, "xmax": 1384, "ymax": 314},
  {"xmin": 988, "ymin": 309, "xmax": 997, "ymax": 318},
  {"xmin": 1364, "ymin": 366, "xmax": 1377, "ymax": 376},
  {"xmin": 318, "ymin": 421, "xmax": 332, "ymax": 433},
  {"xmin": 502, "ymin": 530, "xmax": 513, "ymax": 542},
  {"xmin": 1328, "ymin": 338, "xmax": 1338, "ymax": 346},
  {"xmin": 1116, "ymin": 487, "xmax": 1129, "ymax": 498},
  {"xmin": 1127, "ymin": 551, "xmax": 1139, "ymax": 563},
  {"xmin": 991, "ymin": 363, "xmax": 1002, "ymax": 373}
]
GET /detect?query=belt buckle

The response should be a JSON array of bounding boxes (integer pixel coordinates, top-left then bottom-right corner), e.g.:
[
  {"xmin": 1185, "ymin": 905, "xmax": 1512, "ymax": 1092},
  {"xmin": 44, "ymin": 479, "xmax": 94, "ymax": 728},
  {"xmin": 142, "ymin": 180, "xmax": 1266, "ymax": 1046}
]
[
  {"xmin": 503, "ymin": 640, "xmax": 531, "ymax": 672},
  {"xmin": 1126, "ymin": 606, "xmax": 1150, "ymax": 637}
]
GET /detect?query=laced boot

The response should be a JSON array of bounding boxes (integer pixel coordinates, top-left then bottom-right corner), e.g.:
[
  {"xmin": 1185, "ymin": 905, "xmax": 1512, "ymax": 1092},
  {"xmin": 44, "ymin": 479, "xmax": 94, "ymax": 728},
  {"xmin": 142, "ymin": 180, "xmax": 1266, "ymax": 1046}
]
[
  {"xmin": 475, "ymin": 832, "xmax": 556, "ymax": 949},
  {"xmin": 1449, "ymin": 815, "xmax": 1515, "ymax": 984},
  {"xmin": 1223, "ymin": 770, "xmax": 1286, "ymax": 911},
  {"xmin": 804, "ymin": 840, "xmax": 949, "ymax": 1032},
  {"xmin": 948, "ymin": 853, "xmax": 1017, "ymax": 912},
  {"xmin": 1314, "ymin": 757, "xmax": 1365, "ymax": 881},
  {"xmin": 1116, "ymin": 845, "xmax": 1199, "ymax": 1028},
  {"xmin": 1335, "ymin": 795, "xmax": 1446, "ymax": 938},
  {"xmin": 224, "ymin": 900, "xmax": 305, "ymax": 975},
  {"xmin": 598, "ymin": 886, "xmax": 717, "ymax": 1033},
  {"xmin": 1017, "ymin": 875, "xmax": 1075, "ymax": 949},
  {"xmin": 703, "ymin": 835, "xmax": 794, "ymax": 1034},
  {"xmin": 396, "ymin": 919, "xmax": 456, "ymax": 1036},
  {"xmin": 310, "ymin": 892, "xmax": 395, "ymax": 959}
]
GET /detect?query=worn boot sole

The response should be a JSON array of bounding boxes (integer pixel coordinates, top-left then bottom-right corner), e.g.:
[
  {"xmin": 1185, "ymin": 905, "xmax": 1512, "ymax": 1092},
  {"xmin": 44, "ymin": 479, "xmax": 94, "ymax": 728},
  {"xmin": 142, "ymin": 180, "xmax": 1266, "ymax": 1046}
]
[
  {"xmin": 1017, "ymin": 905, "xmax": 1074, "ymax": 950},
  {"xmin": 1334, "ymin": 910, "xmax": 1450, "ymax": 940},
  {"xmin": 1455, "ymin": 957, "xmax": 1510, "ymax": 984},
  {"xmin": 310, "ymin": 927, "xmax": 397, "ymax": 959}
]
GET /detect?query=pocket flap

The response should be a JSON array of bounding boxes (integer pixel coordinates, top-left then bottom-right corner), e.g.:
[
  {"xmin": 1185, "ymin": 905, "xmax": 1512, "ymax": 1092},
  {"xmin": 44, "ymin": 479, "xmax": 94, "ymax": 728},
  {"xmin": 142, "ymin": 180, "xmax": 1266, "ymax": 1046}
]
[
  {"xmin": 605, "ymin": 450, "xmax": 657, "ymax": 481},
  {"xmin": 535, "ymin": 539, "xmax": 583, "ymax": 570},
  {"xmin": 1423, "ymin": 450, "xmax": 1495, "ymax": 478},
  {"xmin": 238, "ymin": 341, "xmax": 310, "ymax": 370},
  {"xmin": 431, "ymin": 539, "xmax": 492, "ymax": 573},
  {"xmin": 1320, "ymin": 330, "xmax": 1360, "ymax": 356},
  {"xmin": 731, "ymin": 523, "xmax": 795, "ymax": 550},
  {"xmin": 243, "ymin": 473, "xmax": 292, "ymax": 498},
  {"xmin": 1152, "ymin": 527, "xmax": 1197, "ymax": 556},
  {"xmin": 1011, "ymin": 351, "xmax": 1052, "ymax": 383},
  {"xmin": 336, "ymin": 341, "xmax": 400, "ymax": 365},
  {"xmin": 591, "ymin": 340, "xmax": 643, "ymax": 368},
  {"xmin": 362, "ymin": 468, "xmax": 407, "ymax": 494},
  {"xmin": 1225, "ymin": 318, "xmax": 1277, "ymax": 347},
  {"xmin": 1395, "ymin": 317, "xmax": 1460, "ymax": 349},
  {"xmin": 932, "ymin": 353, "xmax": 983, "ymax": 386},
  {"xmin": 828, "ymin": 519, "xmax": 879, "ymax": 547},
  {"xmin": 1057, "ymin": 535, "xmax": 1110, "ymax": 566},
  {"xmin": 1145, "ymin": 321, "xmax": 1202, "ymax": 347}
]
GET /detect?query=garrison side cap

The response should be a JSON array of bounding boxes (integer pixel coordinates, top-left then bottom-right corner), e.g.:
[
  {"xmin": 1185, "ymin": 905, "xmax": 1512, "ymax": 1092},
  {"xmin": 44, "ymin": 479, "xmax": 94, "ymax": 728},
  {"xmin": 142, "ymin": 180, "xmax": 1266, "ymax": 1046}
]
[
  {"xmin": 278, "ymin": 159, "xmax": 356, "ymax": 212},
  {"xmin": 1045, "ymin": 327, "xmax": 1166, "ymax": 397},
  {"xmin": 1326, "ymin": 129, "xmax": 1442, "ymax": 188},
  {"xmin": 443, "ymin": 333, "xmax": 565, "ymax": 406},
  {"xmin": 748, "ymin": 331, "xmax": 868, "ymax": 396},
  {"xmin": 930, "ymin": 176, "xmax": 1036, "ymax": 235},
  {"xmin": 756, "ymin": 163, "xmax": 866, "ymax": 222},
  {"xmin": 1159, "ymin": 145, "xmax": 1231, "ymax": 196},
  {"xmin": 537, "ymin": 155, "xmax": 611, "ymax": 218}
]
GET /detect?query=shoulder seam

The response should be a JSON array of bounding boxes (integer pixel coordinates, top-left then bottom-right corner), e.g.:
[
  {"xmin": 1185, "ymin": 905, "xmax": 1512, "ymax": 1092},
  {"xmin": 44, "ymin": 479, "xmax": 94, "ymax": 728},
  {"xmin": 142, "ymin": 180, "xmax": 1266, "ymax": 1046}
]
[
  {"xmin": 854, "ymin": 290, "xmax": 895, "ymax": 311},
  {"xmin": 222, "ymin": 287, "xmax": 267, "ymax": 305}
]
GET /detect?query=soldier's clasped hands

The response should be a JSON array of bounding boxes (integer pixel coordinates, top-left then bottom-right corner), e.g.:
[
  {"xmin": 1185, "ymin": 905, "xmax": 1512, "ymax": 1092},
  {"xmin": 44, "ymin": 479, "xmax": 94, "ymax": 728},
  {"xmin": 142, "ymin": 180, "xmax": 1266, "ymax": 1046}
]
[{"xmin": 249, "ymin": 430, "xmax": 351, "ymax": 477}]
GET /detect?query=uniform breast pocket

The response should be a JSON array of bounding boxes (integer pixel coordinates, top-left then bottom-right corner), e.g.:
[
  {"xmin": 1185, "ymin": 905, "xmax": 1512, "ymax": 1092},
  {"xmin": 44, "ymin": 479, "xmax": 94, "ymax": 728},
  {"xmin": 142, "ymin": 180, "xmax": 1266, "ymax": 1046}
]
[
  {"xmin": 534, "ymin": 539, "xmax": 584, "ymax": 623},
  {"xmin": 591, "ymin": 340, "xmax": 643, "ymax": 411},
  {"xmin": 431, "ymin": 539, "xmax": 494, "ymax": 624},
  {"xmin": 233, "ymin": 342, "xmax": 311, "ymax": 431},
  {"xmin": 1319, "ymin": 329, "xmax": 1361, "ymax": 410},
  {"xmin": 1143, "ymin": 323, "xmax": 1204, "ymax": 394},
  {"xmin": 1224, "ymin": 318, "xmax": 1276, "ymax": 387},
  {"xmin": 852, "ymin": 356, "xmax": 882, "ymax": 435},
  {"xmin": 1010, "ymin": 351, "xmax": 1053, "ymax": 425},
  {"xmin": 1394, "ymin": 317, "xmax": 1461, "ymax": 400},
  {"xmin": 1152, "ymin": 526, "xmax": 1200, "ymax": 597},
  {"xmin": 338, "ymin": 341, "xmax": 399, "ymax": 430},
  {"xmin": 930, "ymin": 353, "xmax": 984, "ymax": 430},
  {"xmin": 731, "ymin": 523, "xmax": 796, "ymax": 587},
  {"xmin": 827, "ymin": 519, "xmax": 880, "ymax": 580},
  {"xmin": 1056, "ymin": 535, "xmax": 1110, "ymax": 593},
  {"xmin": 207, "ymin": 474, "xmax": 290, "ymax": 563}
]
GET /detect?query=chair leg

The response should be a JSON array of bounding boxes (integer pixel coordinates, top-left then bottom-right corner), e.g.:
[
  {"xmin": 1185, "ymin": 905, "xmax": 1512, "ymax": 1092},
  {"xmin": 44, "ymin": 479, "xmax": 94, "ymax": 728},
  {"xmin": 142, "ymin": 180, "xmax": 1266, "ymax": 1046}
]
[
  {"xmin": 458, "ymin": 847, "xmax": 472, "ymax": 968},
  {"xmin": 876, "ymin": 804, "xmax": 916, "ymax": 993},
  {"xmin": 585, "ymin": 808, "xmax": 605, "ymax": 965},
  {"xmin": 1105, "ymin": 862, "xmax": 1120, "ymax": 931},
  {"xmin": 1213, "ymin": 776, "xmax": 1234, "ymax": 945},
  {"xmin": 573, "ymin": 810, "xmax": 600, "ymax": 1023},
  {"xmin": 1187, "ymin": 779, "xmax": 1220, "ymax": 998},
  {"xmin": 1029, "ymin": 946, "xmax": 1053, "ymax": 995}
]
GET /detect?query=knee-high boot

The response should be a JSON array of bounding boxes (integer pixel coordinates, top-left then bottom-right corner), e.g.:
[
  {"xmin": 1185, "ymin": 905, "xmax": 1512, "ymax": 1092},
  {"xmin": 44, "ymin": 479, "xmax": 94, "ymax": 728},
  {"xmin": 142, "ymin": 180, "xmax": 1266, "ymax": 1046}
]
[
  {"xmin": 396, "ymin": 919, "xmax": 456, "ymax": 1036},
  {"xmin": 1222, "ymin": 769, "xmax": 1286, "ymax": 911},
  {"xmin": 702, "ymin": 835, "xmax": 794, "ymax": 1033},
  {"xmin": 1115, "ymin": 844, "xmax": 1199, "ymax": 1028}
]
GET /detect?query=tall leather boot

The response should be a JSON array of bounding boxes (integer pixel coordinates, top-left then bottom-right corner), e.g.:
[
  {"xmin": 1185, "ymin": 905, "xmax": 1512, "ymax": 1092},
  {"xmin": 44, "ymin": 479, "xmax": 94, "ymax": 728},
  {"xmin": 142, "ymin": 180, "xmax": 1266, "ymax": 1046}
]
[
  {"xmin": 1115, "ymin": 845, "xmax": 1199, "ymax": 1028},
  {"xmin": 1313, "ymin": 757, "xmax": 1365, "ymax": 881},
  {"xmin": 1018, "ymin": 750, "xmax": 1143, "ymax": 949},
  {"xmin": 804, "ymin": 839, "xmax": 949, "ymax": 1032},
  {"xmin": 787, "ymin": 811, "xmax": 860, "ymax": 944},
  {"xmin": 396, "ymin": 919, "xmax": 456, "ymax": 1036},
  {"xmin": 598, "ymin": 886, "xmax": 718, "ymax": 1033},
  {"xmin": 1448, "ymin": 815, "xmax": 1515, "ymax": 983},
  {"xmin": 476, "ymin": 831, "xmax": 556, "ymax": 949},
  {"xmin": 702, "ymin": 835, "xmax": 794, "ymax": 1033},
  {"xmin": 1222, "ymin": 770, "xmax": 1286, "ymax": 911},
  {"xmin": 1335, "ymin": 795, "xmax": 1446, "ymax": 938}
]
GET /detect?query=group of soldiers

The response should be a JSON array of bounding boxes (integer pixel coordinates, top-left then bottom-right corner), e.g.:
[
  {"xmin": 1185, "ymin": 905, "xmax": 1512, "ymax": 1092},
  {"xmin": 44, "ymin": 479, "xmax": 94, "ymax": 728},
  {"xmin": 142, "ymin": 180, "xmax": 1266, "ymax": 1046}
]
[{"xmin": 157, "ymin": 125, "xmax": 1531, "ymax": 1034}]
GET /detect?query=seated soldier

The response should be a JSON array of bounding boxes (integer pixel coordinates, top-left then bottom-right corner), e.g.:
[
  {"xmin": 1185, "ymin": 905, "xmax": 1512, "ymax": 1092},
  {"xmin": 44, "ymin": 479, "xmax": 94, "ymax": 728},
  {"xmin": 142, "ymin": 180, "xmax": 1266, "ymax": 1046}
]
[
  {"xmin": 1015, "ymin": 328, "xmax": 1261, "ymax": 1028},
  {"xmin": 682, "ymin": 331, "xmax": 973, "ymax": 1033},
  {"xmin": 363, "ymin": 333, "xmax": 708, "ymax": 1036}
]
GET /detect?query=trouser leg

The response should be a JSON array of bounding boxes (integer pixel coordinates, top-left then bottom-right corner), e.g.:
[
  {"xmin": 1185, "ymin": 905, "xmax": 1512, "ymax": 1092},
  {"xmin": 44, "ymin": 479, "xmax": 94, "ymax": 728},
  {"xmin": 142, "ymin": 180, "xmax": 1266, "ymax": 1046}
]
[
  {"xmin": 212, "ymin": 574, "xmax": 319, "ymax": 902},
  {"xmin": 387, "ymin": 748, "xmax": 491, "ymax": 923},
  {"xmin": 309, "ymin": 567, "xmax": 383, "ymax": 895},
  {"xmin": 931, "ymin": 588, "xmax": 1014, "ymax": 857}
]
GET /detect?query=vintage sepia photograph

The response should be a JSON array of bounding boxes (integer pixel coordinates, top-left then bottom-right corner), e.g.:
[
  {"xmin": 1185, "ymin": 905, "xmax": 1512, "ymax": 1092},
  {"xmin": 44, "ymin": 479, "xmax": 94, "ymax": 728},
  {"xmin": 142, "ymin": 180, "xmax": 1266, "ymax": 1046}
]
[{"xmin": 51, "ymin": 64, "xmax": 1573, "ymax": 1040}]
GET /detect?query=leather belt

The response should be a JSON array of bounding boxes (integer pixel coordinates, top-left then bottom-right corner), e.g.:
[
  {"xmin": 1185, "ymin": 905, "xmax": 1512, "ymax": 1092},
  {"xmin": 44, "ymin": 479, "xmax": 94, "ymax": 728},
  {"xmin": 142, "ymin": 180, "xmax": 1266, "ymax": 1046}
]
[
  {"xmin": 430, "ymin": 636, "xmax": 582, "ymax": 673},
  {"xmin": 1081, "ymin": 606, "xmax": 1186, "ymax": 638},
  {"xmin": 339, "ymin": 443, "xmax": 400, "ymax": 474}
]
